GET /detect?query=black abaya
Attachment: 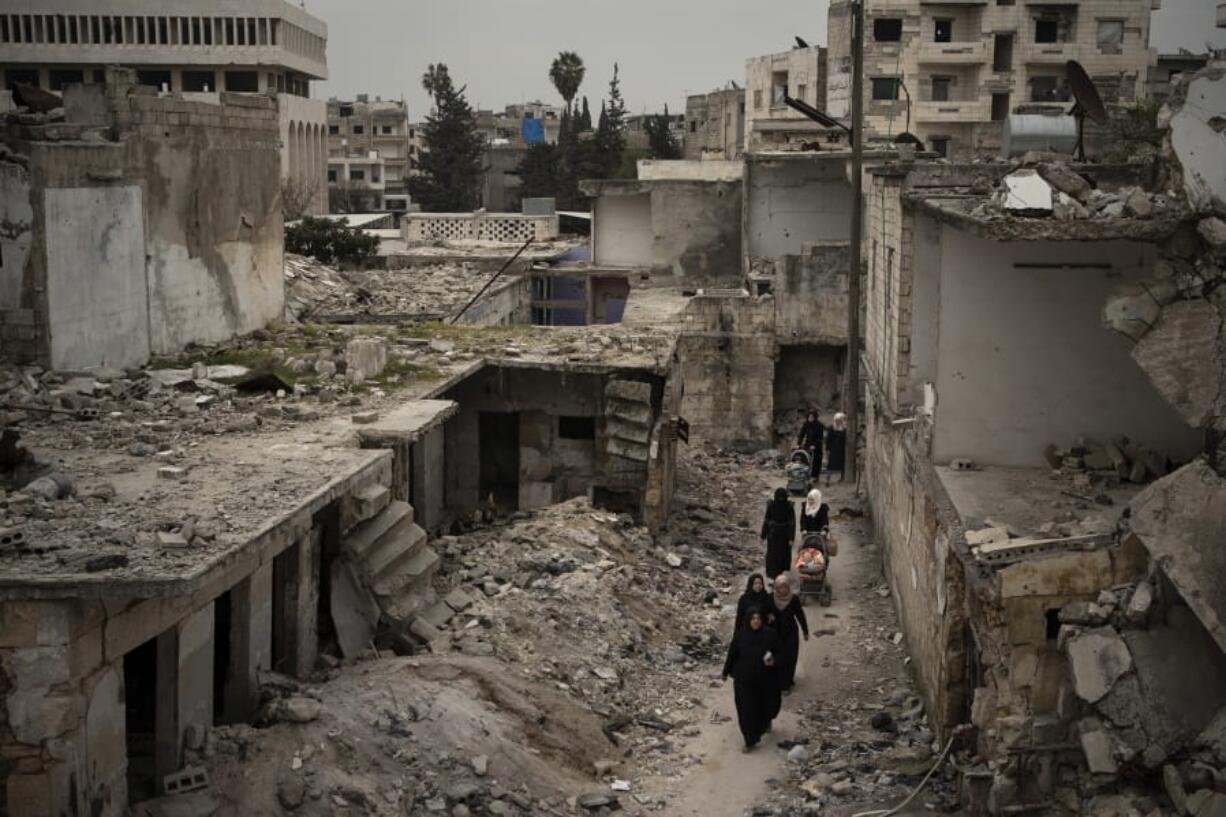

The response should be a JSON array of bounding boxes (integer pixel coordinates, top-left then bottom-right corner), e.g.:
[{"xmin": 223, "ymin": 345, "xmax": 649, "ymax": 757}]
[
  {"xmin": 769, "ymin": 596, "xmax": 809, "ymax": 691},
  {"xmin": 826, "ymin": 428, "xmax": 847, "ymax": 474},
  {"xmin": 735, "ymin": 576, "xmax": 772, "ymax": 632},
  {"xmin": 722, "ymin": 625, "xmax": 782, "ymax": 748},
  {"xmin": 760, "ymin": 499, "xmax": 796, "ymax": 579},
  {"xmin": 800, "ymin": 503, "xmax": 830, "ymax": 534},
  {"xmin": 798, "ymin": 419, "xmax": 825, "ymax": 476}
]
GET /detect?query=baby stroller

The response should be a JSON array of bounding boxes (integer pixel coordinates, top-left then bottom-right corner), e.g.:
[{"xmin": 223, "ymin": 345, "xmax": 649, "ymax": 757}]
[
  {"xmin": 794, "ymin": 531, "xmax": 836, "ymax": 606},
  {"xmin": 786, "ymin": 449, "xmax": 812, "ymax": 495}
]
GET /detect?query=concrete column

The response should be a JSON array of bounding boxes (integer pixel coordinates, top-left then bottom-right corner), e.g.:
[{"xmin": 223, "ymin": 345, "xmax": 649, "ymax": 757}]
[
  {"xmin": 221, "ymin": 563, "xmax": 272, "ymax": 722},
  {"xmin": 294, "ymin": 530, "xmax": 320, "ymax": 676},
  {"xmin": 175, "ymin": 604, "xmax": 213, "ymax": 761},
  {"xmin": 154, "ymin": 627, "xmax": 179, "ymax": 792}
]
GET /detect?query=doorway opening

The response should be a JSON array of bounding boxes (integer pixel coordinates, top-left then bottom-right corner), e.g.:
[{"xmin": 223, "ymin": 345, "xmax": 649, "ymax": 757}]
[
  {"xmin": 124, "ymin": 637, "xmax": 159, "ymax": 803},
  {"xmin": 479, "ymin": 411, "xmax": 520, "ymax": 510},
  {"xmin": 773, "ymin": 344, "xmax": 846, "ymax": 443},
  {"xmin": 212, "ymin": 590, "xmax": 233, "ymax": 725}
]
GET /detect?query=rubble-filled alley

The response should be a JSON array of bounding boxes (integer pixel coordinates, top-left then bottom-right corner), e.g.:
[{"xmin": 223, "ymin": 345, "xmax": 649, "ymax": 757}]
[{"xmin": 4, "ymin": 7, "xmax": 1226, "ymax": 817}]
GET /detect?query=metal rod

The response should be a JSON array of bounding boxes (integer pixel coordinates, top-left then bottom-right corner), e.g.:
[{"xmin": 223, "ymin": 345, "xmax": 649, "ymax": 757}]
[
  {"xmin": 845, "ymin": 0, "xmax": 865, "ymax": 486},
  {"xmin": 449, "ymin": 236, "xmax": 534, "ymax": 325}
]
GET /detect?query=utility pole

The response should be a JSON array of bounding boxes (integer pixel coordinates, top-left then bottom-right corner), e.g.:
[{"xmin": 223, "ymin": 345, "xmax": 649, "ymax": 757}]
[{"xmin": 844, "ymin": 0, "xmax": 865, "ymax": 485}]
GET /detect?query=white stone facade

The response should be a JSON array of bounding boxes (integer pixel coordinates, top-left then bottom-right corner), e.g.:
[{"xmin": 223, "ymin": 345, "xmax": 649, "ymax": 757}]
[{"xmin": 826, "ymin": 0, "xmax": 1157, "ymax": 159}]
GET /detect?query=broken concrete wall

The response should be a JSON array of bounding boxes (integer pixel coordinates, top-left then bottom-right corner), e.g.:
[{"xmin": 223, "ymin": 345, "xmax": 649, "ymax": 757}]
[
  {"xmin": 586, "ymin": 180, "xmax": 743, "ymax": 288},
  {"xmin": 773, "ymin": 344, "xmax": 845, "ymax": 436},
  {"xmin": 863, "ymin": 409, "xmax": 970, "ymax": 737},
  {"xmin": 930, "ymin": 228, "xmax": 1201, "ymax": 468},
  {"xmin": 0, "ymin": 72, "xmax": 283, "ymax": 369},
  {"xmin": 744, "ymin": 155, "xmax": 852, "ymax": 268},
  {"xmin": 676, "ymin": 294, "xmax": 777, "ymax": 449},
  {"xmin": 773, "ymin": 242, "xmax": 850, "ymax": 345},
  {"xmin": 455, "ymin": 274, "xmax": 532, "ymax": 327}
]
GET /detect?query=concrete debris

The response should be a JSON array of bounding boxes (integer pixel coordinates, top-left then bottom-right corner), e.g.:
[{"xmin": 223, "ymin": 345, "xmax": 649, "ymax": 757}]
[
  {"xmin": 1066, "ymin": 627, "xmax": 1132, "ymax": 704},
  {"xmin": 1169, "ymin": 69, "xmax": 1226, "ymax": 214},
  {"xmin": 1036, "ymin": 162, "xmax": 1092, "ymax": 203},
  {"xmin": 1080, "ymin": 726, "xmax": 1120, "ymax": 775},
  {"xmin": 265, "ymin": 696, "xmax": 322, "ymax": 724},
  {"xmin": 1001, "ymin": 169, "xmax": 1053, "ymax": 215},
  {"xmin": 1199, "ymin": 217, "xmax": 1226, "ymax": 251}
]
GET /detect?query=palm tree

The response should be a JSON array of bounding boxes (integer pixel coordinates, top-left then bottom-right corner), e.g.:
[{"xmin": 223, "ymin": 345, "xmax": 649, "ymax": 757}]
[{"xmin": 549, "ymin": 51, "xmax": 586, "ymax": 115}]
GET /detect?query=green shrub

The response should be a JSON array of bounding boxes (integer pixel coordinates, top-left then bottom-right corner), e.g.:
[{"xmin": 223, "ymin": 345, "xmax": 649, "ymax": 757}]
[{"xmin": 285, "ymin": 216, "xmax": 379, "ymax": 267}]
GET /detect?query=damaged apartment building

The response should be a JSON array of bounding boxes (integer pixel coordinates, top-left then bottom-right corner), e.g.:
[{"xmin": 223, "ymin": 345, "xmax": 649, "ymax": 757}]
[
  {"xmin": 0, "ymin": 72, "xmax": 687, "ymax": 815},
  {"xmin": 861, "ymin": 65, "xmax": 1226, "ymax": 814}
]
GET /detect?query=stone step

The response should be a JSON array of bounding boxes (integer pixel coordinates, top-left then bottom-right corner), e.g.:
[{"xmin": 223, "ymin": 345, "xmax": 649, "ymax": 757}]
[
  {"xmin": 365, "ymin": 523, "xmax": 428, "ymax": 580},
  {"xmin": 372, "ymin": 546, "xmax": 441, "ymax": 600},
  {"xmin": 353, "ymin": 483, "xmax": 391, "ymax": 522},
  {"xmin": 385, "ymin": 586, "xmax": 439, "ymax": 629},
  {"xmin": 346, "ymin": 501, "xmax": 414, "ymax": 559}
]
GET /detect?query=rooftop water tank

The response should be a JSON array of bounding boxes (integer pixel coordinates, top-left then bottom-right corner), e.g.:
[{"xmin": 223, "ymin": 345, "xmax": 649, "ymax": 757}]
[{"xmin": 1001, "ymin": 114, "xmax": 1077, "ymax": 158}]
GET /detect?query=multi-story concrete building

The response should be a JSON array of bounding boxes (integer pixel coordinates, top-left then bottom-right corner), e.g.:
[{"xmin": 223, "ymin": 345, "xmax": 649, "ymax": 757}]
[
  {"xmin": 826, "ymin": 0, "xmax": 1156, "ymax": 158},
  {"xmin": 327, "ymin": 96, "xmax": 411, "ymax": 213},
  {"xmin": 0, "ymin": 0, "xmax": 329, "ymax": 211},
  {"xmin": 475, "ymin": 102, "xmax": 562, "ymax": 146},
  {"xmin": 625, "ymin": 110, "xmax": 686, "ymax": 151},
  {"xmin": 684, "ymin": 86, "xmax": 746, "ymax": 160},
  {"xmin": 1148, "ymin": 51, "xmax": 1211, "ymax": 106},
  {"xmin": 745, "ymin": 44, "xmax": 829, "ymax": 151}
]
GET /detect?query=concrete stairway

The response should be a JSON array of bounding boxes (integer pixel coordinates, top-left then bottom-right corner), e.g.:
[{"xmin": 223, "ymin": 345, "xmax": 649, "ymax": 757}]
[{"xmin": 344, "ymin": 500, "xmax": 440, "ymax": 629}]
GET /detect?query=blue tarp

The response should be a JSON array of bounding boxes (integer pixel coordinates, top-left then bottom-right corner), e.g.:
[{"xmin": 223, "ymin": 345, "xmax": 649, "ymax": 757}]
[{"xmin": 522, "ymin": 117, "xmax": 546, "ymax": 145}]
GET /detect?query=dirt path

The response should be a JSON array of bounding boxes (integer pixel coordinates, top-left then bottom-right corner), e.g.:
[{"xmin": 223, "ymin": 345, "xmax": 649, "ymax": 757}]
[{"xmin": 643, "ymin": 471, "xmax": 904, "ymax": 817}]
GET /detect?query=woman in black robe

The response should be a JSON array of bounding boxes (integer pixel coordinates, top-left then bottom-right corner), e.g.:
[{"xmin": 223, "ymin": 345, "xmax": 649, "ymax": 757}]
[
  {"xmin": 799, "ymin": 489, "xmax": 830, "ymax": 536},
  {"xmin": 760, "ymin": 488, "xmax": 796, "ymax": 580},
  {"xmin": 825, "ymin": 412, "xmax": 847, "ymax": 484},
  {"xmin": 722, "ymin": 608, "xmax": 781, "ymax": 750},
  {"xmin": 768, "ymin": 574, "xmax": 809, "ymax": 693},
  {"xmin": 735, "ymin": 574, "xmax": 772, "ymax": 631},
  {"xmin": 797, "ymin": 411, "xmax": 825, "ymax": 477}
]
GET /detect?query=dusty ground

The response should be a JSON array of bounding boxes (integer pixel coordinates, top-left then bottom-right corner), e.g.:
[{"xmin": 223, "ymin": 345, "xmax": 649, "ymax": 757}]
[{"xmin": 170, "ymin": 446, "xmax": 953, "ymax": 817}]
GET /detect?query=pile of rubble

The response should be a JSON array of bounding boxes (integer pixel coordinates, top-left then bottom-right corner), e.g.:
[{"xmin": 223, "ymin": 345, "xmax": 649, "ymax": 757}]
[
  {"xmin": 967, "ymin": 161, "xmax": 1176, "ymax": 224},
  {"xmin": 285, "ymin": 254, "xmax": 524, "ymax": 323}
]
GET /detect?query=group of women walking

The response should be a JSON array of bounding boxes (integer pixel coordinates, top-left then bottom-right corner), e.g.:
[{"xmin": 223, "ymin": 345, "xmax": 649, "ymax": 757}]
[
  {"xmin": 721, "ymin": 421, "xmax": 840, "ymax": 751},
  {"xmin": 722, "ymin": 572, "xmax": 811, "ymax": 750}
]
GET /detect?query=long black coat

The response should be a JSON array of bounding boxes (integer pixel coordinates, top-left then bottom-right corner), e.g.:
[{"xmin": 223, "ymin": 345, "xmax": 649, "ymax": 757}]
[
  {"xmin": 798, "ymin": 419, "xmax": 825, "ymax": 474},
  {"xmin": 800, "ymin": 503, "xmax": 830, "ymax": 534},
  {"xmin": 826, "ymin": 428, "xmax": 847, "ymax": 473},
  {"xmin": 760, "ymin": 499, "xmax": 796, "ymax": 579},
  {"xmin": 735, "ymin": 589, "xmax": 773, "ymax": 632},
  {"xmin": 769, "ymin": 596, "xmax": 809, "ymax": 692},
  {"xmin": 723, "ymin": 625, "xmax": 782, "ymax": 747}
]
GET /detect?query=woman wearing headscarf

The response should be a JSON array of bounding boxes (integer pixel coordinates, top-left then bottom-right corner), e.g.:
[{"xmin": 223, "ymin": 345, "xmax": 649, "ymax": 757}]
[
  {"xmin": 735, "ymin": 574, "xmax": 772, "ymax": 631},
  {"xmin": 826, "ymin": 412, "xmax": 847, "ymax": 484},
  {"xmin": 797, "ymin": 410, "xmax": 825, "ymax": 478},
  {"xmin": 769, "ymin": 574, "xmax": 809, "ymax": 693},
  {"xmin": 760, "ymin": 488, "xmax": 796, "ymax": 580},
  {"xmin": 722, "ymin": 607, "xmax": 781, "ymax": 751},
  {"xmin": 800, "ymin": 489, "xmax": 829, "ymax": 536}
]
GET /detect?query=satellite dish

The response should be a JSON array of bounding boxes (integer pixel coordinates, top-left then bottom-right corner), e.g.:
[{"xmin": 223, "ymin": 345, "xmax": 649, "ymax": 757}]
[
  {"xmin": 783, "ymin": 94, "xmax": 853, "ymax": 137},
  {"xmin": 1065, "ymin": 60, "xmax": 1107, "ymax": 161},
  {"xmin": 795, "ymin": 36, "xmax": 811, "ymax": 49}
]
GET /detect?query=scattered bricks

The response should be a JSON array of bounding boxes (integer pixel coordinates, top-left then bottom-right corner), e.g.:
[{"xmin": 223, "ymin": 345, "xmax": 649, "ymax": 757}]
[
  {"xmin": 0, "ymin": 527, "xmax": 26, "ymax": 550},
  {"xmin": 156, "ymin": 531, "xmax": 189, "ymax": 550},
  {"xmin": 157, "ymin": 466, "xmax": 187, "ymax": 481},
  {"xmin": 351, "ymin": 411, "xmax": 379, "ymax": 425},
  {"xmin": 162, "ymin": 766, "xmax": 210, "ymax": 796}
]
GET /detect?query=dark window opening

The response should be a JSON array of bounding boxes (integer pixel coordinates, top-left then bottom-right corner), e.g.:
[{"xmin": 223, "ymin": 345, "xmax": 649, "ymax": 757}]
[
  {"xmin": 339, "ymin": 105, "xmax": 353, "ymax": 117},
  {"xmin": 871, "ymin": 77, "xmax": 901, "ymax": 101},
  {"xmin": 328, "ymin": 124, "xmax": 339, "ymax": 135},
  {"xmin": 1034, "ymin": 18, "xmax": 1059, "ymax": 44},
  {"xmin": 327, "ymin": 169, "xmax": 337, "ymax": 182},
  {"xmin": 382, "ymin": 125, "xmax": 393, "ymax": 134},
  {"xmin": 479, "ymin": 412, "xmax": 521, "ymax": 511},
  {"xmin": 181, "ymin": 70, "xmax": 215, "ymax": 92},
  {"xmin": 1030, "ymin": 75, "xmax": 1069, "ymax": 102},
  {"xmin": 49, "ymin": 69, "xmax": 84, "ymax": 91},
  {"xmin": 991, "ymin": 92, "xmax": 1010, "ymax": 121},
  {"xmin": 993, "ymin": 33, "xmax": 1014, "ymax": 71},
  {"xmin": 124, "ymin": 636, "xmax": 162, "ymax": 803},
  {"xmin": 349, "ymin": 170, "xmax": 365, "ymax": 181},
  {"xmin": 136, "ymin": 70, "xmax": 172, "ymax": 91},
  {"xmin": 224, "ymin": 71, "xmax": 259, "ymax": 92},
  {"xmin": 874, "ymin": 17, "xmax": 902, "ymax": 42},
  {"xmin": 934, "ymin": 18, "xmax": 953, "ymax": 43},
  {"xmin": 931, "ymin": 137, "xmax": 950, "ymax": 158},
  {"xmin": 352, "ymin": 124, "xmax": 364, "ymax": 135},
  {"xmin": 559, "ymin": 416, "xmax": 597, "ymax": 440},
  {"xmin": 212, "ymin": 590, "xmax": 232, "ymax": 725},
  {"xmin": 771, "ymin": 71, "xmax": 788, "ymax": 106},
  {"xmin": 1045, "ymin": 608, "xmax": 1062, "ymax": 640},
  {"xmin": 6, "ymin": 69, "xmax": 40, "ymax": 89},
  {"xmin": 931, "ymin": 76, "xmax": 952, "ymax": 102}
]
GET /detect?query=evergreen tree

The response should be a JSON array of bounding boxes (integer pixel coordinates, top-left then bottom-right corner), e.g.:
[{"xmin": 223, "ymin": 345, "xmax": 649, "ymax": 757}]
[
  {"xmin": 513, "ymin": 143, "xmax": 560, "ymax": 201},
  {"xmin": 409, "ymin": 64, "xmax": 485, "ymax": 212},
  {"xmin": 595, "ymin": 63, "xmax": 627, "ymax": 178},
  {"xmin": 645, "ymin": 104, "xmax": 682, "ymax": 160},
  {"xmin": 579, "ymin": 97, "xmax": 593, "ymax": 132}
]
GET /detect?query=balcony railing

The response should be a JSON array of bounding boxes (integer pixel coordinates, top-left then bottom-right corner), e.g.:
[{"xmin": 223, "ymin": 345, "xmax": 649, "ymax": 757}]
[
  {"xmin": 917, "ymin": 40, "xmax": 989, "ymax": 64},
  {"xmin": 913, "ymin": 99, "xmax": 991, "ymax": 123},
  {"xmin": 1023, "ymin": 42, "xmax": 1075, "ymax": 63}
]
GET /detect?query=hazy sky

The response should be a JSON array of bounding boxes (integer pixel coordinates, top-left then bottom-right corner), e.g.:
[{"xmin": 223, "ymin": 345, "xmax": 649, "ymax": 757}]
[{"xmin": 306, "ymin": 0, "xmax": 1225, "ymax": 120}]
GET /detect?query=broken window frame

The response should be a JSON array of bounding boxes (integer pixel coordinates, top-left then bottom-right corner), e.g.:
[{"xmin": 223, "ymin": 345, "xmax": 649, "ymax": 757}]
[
  {"xmin": 873, "ymin": 17, "xmax": 903, "ymax": 42},
  {"xmin": 1096, "ymin": 19, "xmax": 1124, "ymax": 54}
]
